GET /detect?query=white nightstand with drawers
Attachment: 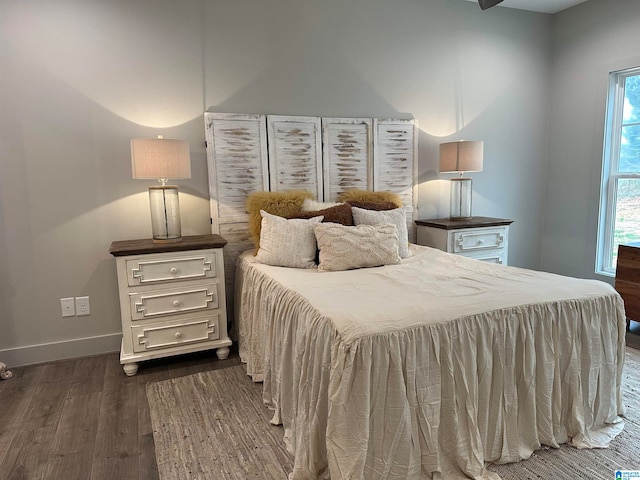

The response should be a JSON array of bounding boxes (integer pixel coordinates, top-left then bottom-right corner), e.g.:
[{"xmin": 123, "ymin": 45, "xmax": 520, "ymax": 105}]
[
  {"xmin": 109, "ymin": 234, "xmax": 232, "ymax": 376},
  {"xmin": 415, "ymin": 217, "xmax": 514, "ymax": 265}
]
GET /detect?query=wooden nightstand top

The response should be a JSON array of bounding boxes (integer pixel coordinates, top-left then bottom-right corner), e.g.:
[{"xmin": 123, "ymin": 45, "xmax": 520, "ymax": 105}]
[
  {"xmin": 109, "ymin": 234, "xmax": 227, "ymax": 257},
  {"xmin": 415, "ymin": 216, "xmax": 514, "ymax": 230}
]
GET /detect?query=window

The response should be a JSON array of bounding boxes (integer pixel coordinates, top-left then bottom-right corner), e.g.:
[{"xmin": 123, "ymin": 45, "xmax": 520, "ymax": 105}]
[{"xmin": 597, "ymin": 67, "xmax": 640, "ymax": 276}]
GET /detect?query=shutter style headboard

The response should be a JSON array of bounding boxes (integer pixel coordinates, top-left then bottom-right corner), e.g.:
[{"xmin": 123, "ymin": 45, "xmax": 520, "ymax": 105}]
[{"xmin": 204, "ymin": 111, "xmax": 418, "ymax": 323}]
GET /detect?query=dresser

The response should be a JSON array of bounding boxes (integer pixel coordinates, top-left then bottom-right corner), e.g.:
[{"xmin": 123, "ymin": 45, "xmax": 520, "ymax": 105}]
[
  {"xmin": 615, "ymin": 243, "xmax": 640, "ymax": 324},
  {"xmin": 415, "ymin": 217, "xmax": 514, "ymax": 265},
  {"xmin": 109, "ymin": 234, "xmax": 232, "ymax": 376}
]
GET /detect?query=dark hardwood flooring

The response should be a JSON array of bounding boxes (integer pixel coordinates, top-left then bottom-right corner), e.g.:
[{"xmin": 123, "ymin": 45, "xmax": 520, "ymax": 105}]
[
  {"xmin": 0, "ymin": 348, "xmax": 241, "ymax": 480},
  {"xmin": 3, "ymin": 335, "xmax": 640, "ymax": 480}
]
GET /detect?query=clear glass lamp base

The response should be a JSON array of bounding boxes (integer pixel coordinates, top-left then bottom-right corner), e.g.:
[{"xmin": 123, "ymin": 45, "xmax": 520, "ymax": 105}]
[
  {"xmin": 148, "ymin": 186, "xmax": 183, "ymax": 243},
  {"xmin": 450, "ymin": 177, "xmax": 473, "ymax": 220}
]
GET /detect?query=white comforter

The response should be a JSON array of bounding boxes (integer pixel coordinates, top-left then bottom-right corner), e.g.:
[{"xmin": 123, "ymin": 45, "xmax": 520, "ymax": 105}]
[{"xmin": 236, "ymin": 244, "xmax": 626, "ymax": 480}]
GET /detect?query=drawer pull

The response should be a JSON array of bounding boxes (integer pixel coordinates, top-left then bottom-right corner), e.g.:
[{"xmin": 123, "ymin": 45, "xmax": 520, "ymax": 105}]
[
  {"xmin": 172, "ymin": 300, "xmax": 181, "ymax": 307},
  {"xmin": 174, "ymin": 331, "xmax": 182, "ymax": 338},
  {"xmin": 170, "ymin": 267, "xmax": 178, "ymax": 274},
  {"xmin": 477, "ymin": 239, "xmax": 484, "ymax": 245}
]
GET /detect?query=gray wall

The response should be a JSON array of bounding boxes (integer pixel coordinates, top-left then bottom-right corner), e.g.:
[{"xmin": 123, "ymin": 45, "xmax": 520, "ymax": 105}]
[
  {"xmin": 542, "ymin": 0, "xmax": 640, "ymax": 280},
  {"xmin": 0, "ymin": 0, "xmax": 551, "ymax": 366}
]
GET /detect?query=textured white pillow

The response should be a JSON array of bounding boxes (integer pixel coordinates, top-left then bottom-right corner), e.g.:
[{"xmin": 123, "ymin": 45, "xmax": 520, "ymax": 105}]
[
  {"xmin": 255, "ymin": 210, "xmax": 323, "ymax": 268},
  {"xmin": 301, "ymin": 198, "xmax": 344, "ymax": 212},
  {"xmin": 314, "ymin": 223, "xmax": 401, "ymax": 272},
  {"xmin": 351, "ymin": 206, "xmax": 410, "ymax": 258}
]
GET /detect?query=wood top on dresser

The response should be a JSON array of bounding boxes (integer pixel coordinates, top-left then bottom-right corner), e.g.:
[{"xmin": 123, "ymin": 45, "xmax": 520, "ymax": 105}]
[
  {"xmin": 109, "ymin": 234, "xmax": 227, "ymax": 257},
  {"xmin": 415, "ymin": 217, "xmax": 514, "ymax": 230}
]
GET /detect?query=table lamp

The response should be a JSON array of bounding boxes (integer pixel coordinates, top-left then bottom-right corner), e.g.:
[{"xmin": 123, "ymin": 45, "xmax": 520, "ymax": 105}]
[
  {"xmin": 439, "ymin": 140, "xmax": 483, "ymax": 220},
  {"xmin": 131, "ymin": 136, "xmax": 191, "ymax": 242}
]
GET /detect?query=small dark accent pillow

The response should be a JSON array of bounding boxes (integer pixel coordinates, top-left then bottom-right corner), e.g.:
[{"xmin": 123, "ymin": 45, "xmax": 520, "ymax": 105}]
[
  {"xmin": 345, "ymin": 200, "xmax": 399, "ymax": 211},
  {"xmin": 288, "ymin": 203, "xmax": 354, "ymax": 226}
]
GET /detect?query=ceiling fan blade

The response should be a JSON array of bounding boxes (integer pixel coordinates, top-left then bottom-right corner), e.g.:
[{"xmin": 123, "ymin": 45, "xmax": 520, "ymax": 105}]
[{"xmin": 478, "ymin": 0, "xmax": 504, "ymax": 9}]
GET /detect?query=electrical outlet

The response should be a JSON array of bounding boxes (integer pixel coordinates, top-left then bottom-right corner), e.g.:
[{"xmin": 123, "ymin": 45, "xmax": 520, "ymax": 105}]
[
  {"xmin": 75, "ymin": 296, "xmax": 91, "ymax": 316},
  {"xmin": 61, "ymin": 298, "xmax": 75, "ymax": 317}
]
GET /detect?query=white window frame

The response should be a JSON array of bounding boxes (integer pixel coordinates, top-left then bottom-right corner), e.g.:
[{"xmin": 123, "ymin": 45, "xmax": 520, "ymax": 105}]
[{"xmin": 597, "ymin": 66, "xmax": 640, "ymax": 276}]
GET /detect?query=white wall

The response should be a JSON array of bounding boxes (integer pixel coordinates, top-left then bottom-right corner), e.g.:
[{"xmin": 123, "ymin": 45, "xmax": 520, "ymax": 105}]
[
  {"xmin": 0, "ymin": 0, "xmax": 551, "ymax": 366},
  {"xmin": 542, "ymin": 0, "xmax": 640, "ymax": 280}
]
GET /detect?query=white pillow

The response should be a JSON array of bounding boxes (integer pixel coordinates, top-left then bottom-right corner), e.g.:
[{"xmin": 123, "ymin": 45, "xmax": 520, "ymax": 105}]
[
  {"xmin": 351, "ymin": 206, "xmax": 410, "ymax": 258},
  {"xmin": 301, "ymin": 198, "xmax": 344, "ymax": 212},
  {"xmin": 314, "ymin": 223, "xmax": 401, "ymax": 272},
  {"xmin": 255, "ymin": 210, "xmax": 323, "ymax": 268}
]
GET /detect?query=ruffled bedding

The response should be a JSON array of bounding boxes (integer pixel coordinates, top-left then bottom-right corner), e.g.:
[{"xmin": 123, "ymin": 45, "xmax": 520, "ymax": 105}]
[{"xmin": 236, "ymin": 244, "xmax": 626, "ymax": 480}]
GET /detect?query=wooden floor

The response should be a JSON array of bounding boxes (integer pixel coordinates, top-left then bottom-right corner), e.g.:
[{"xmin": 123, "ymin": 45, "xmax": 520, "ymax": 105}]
[
  {"xmin": 0, "ymin": 348, "xmax": 241, "ymax": 480},
  {"xmin": 2, "ymin": 337, "xmax": 640, "ymax": 480}
]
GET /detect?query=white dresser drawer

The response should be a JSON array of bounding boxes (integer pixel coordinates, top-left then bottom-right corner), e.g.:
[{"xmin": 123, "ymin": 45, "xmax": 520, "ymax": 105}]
[
  {"xmin": 129, "ymin": 283, "xmax": 220, "ymax": 320},
  {"xmin": 452, "ymin": 227, "xmax": 506, "ymax": 254},
  {"xmin": 131, "ymin": 315, "xmax": 221, "ymax": 352},
  {"xmin": 126, "ymin": 252, "xmax": 219, "ymax": 287},
  {"xmin": 465, "ymin": 251, "xmax": 506, "ymax": 265}
]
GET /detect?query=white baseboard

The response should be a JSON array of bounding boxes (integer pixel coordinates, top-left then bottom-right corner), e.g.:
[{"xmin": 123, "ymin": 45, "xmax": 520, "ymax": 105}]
[{"xmin": 0, "ymin": 333, "xmax": 121, "ymax": 368}]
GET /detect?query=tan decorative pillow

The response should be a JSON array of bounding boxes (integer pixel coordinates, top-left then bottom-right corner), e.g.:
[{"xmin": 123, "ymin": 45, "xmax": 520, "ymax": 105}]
[
  {"xmin": 289, "ymin": 203, "xmax": 354, "ymax": 226},
  {"xmin": 314, "ymin": 223, "xmax": 401, "ymax": 272},
  {"xmin": 351, "ymin": 206, "xmax": 410, "ymax": 258},
  {"xmin": 255, "ymin": 210, "xmax": 323, "ymax": 268},
  {"xmin": 246, "ymin": 190, "xmax": 315, "ymax": 248},
  {"xmin": 337, "ymin": 189, "xmax": 403, "ymax": 209}
]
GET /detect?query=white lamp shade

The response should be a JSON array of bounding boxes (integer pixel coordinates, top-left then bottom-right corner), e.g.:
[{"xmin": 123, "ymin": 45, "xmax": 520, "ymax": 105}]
[
  {"xmin": 131, "ymin": 138, "xmax": 191, "ymax": 180},
  {"xmin": 439, "ymin": 141, "xmax": 484, "ymax": 173}
]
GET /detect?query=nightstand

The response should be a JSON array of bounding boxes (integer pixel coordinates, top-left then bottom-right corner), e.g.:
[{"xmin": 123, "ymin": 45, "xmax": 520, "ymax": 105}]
[
  {"xmin": 109, "ymin": 234, "xmax": 232, "ymax": 376},
  {"xmin": 415, "ymin": 217, "xmax": 514, "ymax": 265}
]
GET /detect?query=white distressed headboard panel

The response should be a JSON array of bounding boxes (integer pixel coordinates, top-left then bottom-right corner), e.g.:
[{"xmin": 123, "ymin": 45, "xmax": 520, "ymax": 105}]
[
  {"xmin": 204, "ymin": 111, "xmax": 418, "ymax": 323},
  {"xmin": 322, "ymin": 117, "xmax": 373, "ymax": 200},
  {"xmin": 267, "ymin": 115, "xmax": 323, "ymax": 198}
]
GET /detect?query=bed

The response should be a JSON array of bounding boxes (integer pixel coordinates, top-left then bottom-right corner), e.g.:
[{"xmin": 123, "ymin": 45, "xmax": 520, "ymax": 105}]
[
  {"xmin": 203, "ymin": 111, "xmax": 626, "ymax": 479},
  {"xmin": 236, "ymin": 244, "xmax": 625, "ymax": 480}
]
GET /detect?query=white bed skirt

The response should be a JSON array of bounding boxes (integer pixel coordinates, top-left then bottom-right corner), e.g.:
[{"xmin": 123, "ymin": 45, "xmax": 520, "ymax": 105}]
[{"xmin": 236, "ymin": 247, "xmax": 626, "ymax": 480}]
